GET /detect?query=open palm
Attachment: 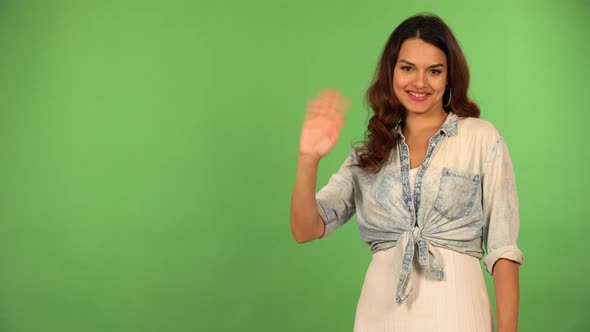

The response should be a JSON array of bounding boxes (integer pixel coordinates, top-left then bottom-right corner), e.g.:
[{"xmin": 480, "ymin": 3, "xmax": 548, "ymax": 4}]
[{"xmin": 299, "ymin": 89, "xmax": 350, "ymax": 159}]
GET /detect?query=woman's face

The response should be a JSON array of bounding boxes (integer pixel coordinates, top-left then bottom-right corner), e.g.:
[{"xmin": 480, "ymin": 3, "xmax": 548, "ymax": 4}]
[{"xmin": 393, "ymin": 38, "xmax": 448, "ymax": 116}]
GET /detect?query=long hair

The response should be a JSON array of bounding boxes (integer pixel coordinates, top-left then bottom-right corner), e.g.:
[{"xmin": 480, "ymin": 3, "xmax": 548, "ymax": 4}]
[{"xmin": 355, "ymin": 14, "xmax": 480, "ymax": 173}]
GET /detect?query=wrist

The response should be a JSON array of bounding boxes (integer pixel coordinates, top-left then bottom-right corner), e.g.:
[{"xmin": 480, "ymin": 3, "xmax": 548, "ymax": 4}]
[
  {"xmin": 297, "ymin": 153, "xmax": 321, "ymax": 165},
  {"xmin": 497, "ymin": 322, "xmax": 518, "ymax": 332}
]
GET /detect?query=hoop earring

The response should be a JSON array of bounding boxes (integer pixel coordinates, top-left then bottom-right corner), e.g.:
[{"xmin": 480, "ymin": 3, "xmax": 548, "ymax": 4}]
[{"xmin": 444, "ymin": 86, "xmax": 452, "ymax": 108}]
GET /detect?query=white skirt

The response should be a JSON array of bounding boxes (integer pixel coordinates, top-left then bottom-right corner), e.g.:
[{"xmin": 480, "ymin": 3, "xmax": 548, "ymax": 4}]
[{"xmin": 354, "ymin": 246, "xmax": 493, "ymax": 332}]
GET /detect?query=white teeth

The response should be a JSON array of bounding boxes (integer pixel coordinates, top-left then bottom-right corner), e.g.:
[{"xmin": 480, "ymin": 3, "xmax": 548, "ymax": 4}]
[{"xmin": 409, "ymin": 92, "xmax": 427, "ymax": 97}]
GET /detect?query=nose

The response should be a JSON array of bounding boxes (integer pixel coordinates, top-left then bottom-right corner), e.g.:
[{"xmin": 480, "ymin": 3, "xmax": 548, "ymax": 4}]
[{"xmin": 413, "ymin": 72, "xmax": 428, "ymax": 88}]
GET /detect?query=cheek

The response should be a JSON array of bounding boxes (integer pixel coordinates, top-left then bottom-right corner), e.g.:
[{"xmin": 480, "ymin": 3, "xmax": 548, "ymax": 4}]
[
  {"xmin": 427, "ymin": 79, "xmax": 446, "ymax": 96},
  {"xmin": 392, "ymin": 80, "xmax": 408, "ymax": 99},
  {"xmin": 433, "ymin": 76, "xmax": 447, "ymax": 92},
  {"xmin": 393, "ymin": 75, "xmax": 410, "ymax": 90}
]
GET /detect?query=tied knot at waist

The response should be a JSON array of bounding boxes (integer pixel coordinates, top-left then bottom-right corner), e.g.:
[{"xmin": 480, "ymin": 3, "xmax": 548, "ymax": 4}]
[{"xmin": 394, "ymin": 226, "xmax": 445, "ymax": 304}]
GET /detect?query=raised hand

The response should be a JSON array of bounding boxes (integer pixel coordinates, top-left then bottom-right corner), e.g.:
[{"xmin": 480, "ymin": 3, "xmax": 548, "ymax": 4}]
[{"xmin": 299, "ymin": 89, "xmax": 350, "ymax": 160}]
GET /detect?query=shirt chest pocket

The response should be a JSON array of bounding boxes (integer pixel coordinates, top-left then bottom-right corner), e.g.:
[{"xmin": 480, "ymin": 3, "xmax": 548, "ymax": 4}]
[{"xmin": 433, "ymin": 168, "xmax": 480, "ymax": 219}]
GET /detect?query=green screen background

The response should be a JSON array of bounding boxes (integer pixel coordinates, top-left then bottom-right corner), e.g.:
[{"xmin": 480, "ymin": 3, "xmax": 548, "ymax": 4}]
[{"xmin": 0, "ymin": 0, "xmax": 588, "ymax": 331}]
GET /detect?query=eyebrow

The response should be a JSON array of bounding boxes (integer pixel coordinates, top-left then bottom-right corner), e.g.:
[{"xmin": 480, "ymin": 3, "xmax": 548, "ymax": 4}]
[{"xmin": 399, "ymin": 59, "xmax": 445, "ymax": 68}]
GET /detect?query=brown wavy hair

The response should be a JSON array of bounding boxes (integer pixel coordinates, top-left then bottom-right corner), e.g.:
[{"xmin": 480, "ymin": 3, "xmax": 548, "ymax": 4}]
[{"xmin": 354, "ymin": 14, "xmax": 480, "ymax": 173}]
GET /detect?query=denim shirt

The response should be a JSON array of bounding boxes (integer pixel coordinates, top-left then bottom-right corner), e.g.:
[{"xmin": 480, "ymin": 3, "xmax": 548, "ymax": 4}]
[{"xmin": 315, "ymin": 112, "xmax": 524, "ymax": 304}]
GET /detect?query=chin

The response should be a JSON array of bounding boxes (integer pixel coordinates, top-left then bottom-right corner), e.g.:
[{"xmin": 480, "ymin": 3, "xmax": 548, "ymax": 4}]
[
  {"xmin": 402, "ymin": 100, "xmax": 444, "ymax": 115},
  {"xmin": 402, "ymin": 105, "xmax": 432, "ymax": 114}
]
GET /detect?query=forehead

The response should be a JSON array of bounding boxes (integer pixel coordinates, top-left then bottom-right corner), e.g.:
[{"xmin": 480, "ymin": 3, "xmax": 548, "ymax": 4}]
[{"xmin": 397, "ymin": 38, "xmax": 447, "ymax": 66}]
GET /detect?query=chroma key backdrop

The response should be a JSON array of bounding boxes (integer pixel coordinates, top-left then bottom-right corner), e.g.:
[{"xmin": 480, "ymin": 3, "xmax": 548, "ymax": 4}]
[{"xmin": 0, "ymin": 1, "xmax": 588, "ymax": 331}]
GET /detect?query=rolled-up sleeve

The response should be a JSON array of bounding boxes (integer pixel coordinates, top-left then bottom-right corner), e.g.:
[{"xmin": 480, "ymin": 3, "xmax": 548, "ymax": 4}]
[
  {"xmin": 481, "ymin": 136, "xmax": 524, "ymax": 274},
  {"xmin": 315, "ymin": 151, "xmax": 356, "ymax": 238}
]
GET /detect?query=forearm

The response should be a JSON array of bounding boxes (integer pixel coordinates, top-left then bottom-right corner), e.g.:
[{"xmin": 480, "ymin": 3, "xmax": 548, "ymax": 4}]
[
  {"xmin": 492, "ymin": 258, "xmax": 520, "ymax": 332},
  {"xmin": 290, "ymin": 155, "xmax": 323, "ymax": 243}
]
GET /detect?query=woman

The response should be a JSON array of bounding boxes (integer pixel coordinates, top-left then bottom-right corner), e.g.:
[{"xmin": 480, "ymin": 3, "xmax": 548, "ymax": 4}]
[{"xmin": 290, "ymin": 14, "xmax": 524, "ymax": 331}]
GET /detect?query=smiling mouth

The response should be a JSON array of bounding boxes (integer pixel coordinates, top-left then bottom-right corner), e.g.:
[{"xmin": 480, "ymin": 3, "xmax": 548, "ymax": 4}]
[{"xmin": 407, "ymin": 91, "xmax": 431, "ymax": 101}]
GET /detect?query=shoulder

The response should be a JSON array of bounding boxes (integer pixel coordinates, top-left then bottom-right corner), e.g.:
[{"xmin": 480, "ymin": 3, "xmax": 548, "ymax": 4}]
[
  {"xmin": 454, "ymin": 116, "xmax": 507, "ymax": 161},
  {"xmin": 457, "ymin": 116, "xmax": 500, "ymax": 137},
  {"xmin": 456, "ymin": 116, "xmax": 502, "ymax": 145},
  {"xmin": 348, "ymin": 142, "xmax": 368, "ymax": 162}
]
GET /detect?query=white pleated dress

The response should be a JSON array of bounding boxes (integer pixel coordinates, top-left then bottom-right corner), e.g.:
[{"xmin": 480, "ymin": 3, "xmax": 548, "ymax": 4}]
[{"xmin": 353, "ymin": 168, "xmax": 494, "ymax": 332}]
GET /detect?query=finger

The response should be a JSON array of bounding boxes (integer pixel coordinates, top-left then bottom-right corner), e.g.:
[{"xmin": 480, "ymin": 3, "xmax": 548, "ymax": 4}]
[
  {"xmin": 306, "ymin": 99, "xmax": 328, "ymax": 118},
  {"xmin": 336, "ymin": 97, "xmax": 350, "ymax": 116},
  {"xmin": 332, "ymin": 114, "xmax": 345, "ymax": 129},
  {"xmin": 304, "ymin": 111, "xmax": 323, "ymax": 123},
  {"xmin": 319, "ymin": 89, "xmax": 342, "ymax": 110},
  {"xmin": 304, "ymin": 107, "xmax": 327, "ymax": 124},
  {"xmin": 326, "ymin": 117, "xmax": 345, "ymax": 142},
  {"xmin": 310, "ymin": 98, "xmax": 336, "ymax": 118},
  {"xmin": 319, "ymin": 89, "xmax": 350, "ymax": 116},
  {"xmin": 318, "ymin": 88, "xmax": 342, "ymax": 100}
]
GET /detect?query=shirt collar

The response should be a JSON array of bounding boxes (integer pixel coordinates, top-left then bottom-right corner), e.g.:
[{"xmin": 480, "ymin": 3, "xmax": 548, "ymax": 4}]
[
  {"xmin": 394, "ymin": 111, "xmax": 458, "ymax": 137},
  {"xmin": 440, "ymin": 111, "xmax": 458, "ymax": 137}
]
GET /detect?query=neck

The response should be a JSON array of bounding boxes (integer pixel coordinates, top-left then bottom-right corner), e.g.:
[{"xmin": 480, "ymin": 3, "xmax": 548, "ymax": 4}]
[{"xmin": 403, "ymin": 109, "xmax": 448, "ymax": 136}]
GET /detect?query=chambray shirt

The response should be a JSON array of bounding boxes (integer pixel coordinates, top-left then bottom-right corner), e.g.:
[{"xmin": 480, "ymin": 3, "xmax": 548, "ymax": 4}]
[{"xmin": 315, "ymin": 112, "xmax": 524, "ymax": 304}]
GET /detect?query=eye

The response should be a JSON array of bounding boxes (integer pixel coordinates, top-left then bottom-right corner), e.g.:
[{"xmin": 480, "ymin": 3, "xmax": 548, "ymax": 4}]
[
  {"xmin": 429, "ymin": 69, "xmax": 442, "ymax": 75},
  {"xmin": 400, "ymin": 65, "xmax": 413, "ymax": 72}
]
